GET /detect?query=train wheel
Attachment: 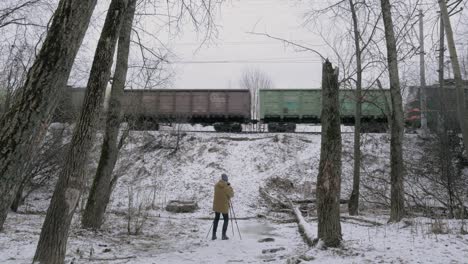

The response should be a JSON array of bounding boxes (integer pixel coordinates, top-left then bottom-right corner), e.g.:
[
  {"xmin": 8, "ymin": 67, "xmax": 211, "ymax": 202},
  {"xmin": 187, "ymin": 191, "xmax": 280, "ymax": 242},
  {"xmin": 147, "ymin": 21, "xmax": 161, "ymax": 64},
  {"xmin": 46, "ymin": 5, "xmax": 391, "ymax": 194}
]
[
  {"xmin": 267, "ymin": 123, "xmax": 278, "ymax": 132},
  {"xmin": 230, "ymin": 123, "xmax": 242, "ymax": 132},
  {"xmin": 285, "ymin": 123, "xmax": 296, "ymax": 132},
  {"xmin": 214, "ymin": 122, "xmax": 242, "ymax": 132},
  {"xmin": 361, "ymin": 122, "xmax": 387, "ymax": 133},
  {"xmin": 267, "ymin": 123, "xmax": 296, "ymax": 132},
  {"xmin": 213, "ymin": 123, "xmax": 224, "ymax": 132}
]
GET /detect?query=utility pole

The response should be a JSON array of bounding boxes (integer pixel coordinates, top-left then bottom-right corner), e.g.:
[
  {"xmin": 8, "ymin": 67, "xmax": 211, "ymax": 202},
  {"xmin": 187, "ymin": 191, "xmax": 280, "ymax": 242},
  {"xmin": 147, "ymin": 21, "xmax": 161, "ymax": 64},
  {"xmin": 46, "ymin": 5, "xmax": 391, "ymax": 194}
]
[
  {"xmin": 419, "ymin": 9, "xmax": 428, "ymax": 131},
  {"xmin": 439, "ymin": 0, "xmax": 468, "ymax": 158},
  {"xmin": 438, "ymin": 16, "xmax": 445, "ymax": 116}
]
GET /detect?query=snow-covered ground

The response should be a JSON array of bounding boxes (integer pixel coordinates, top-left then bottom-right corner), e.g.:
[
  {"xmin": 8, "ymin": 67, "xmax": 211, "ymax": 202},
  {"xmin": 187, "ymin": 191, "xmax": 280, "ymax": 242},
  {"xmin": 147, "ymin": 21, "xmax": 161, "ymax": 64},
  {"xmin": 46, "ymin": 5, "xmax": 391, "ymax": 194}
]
[
  {"xmin": 1, "ymin": 131, "xmax": 467, "ymax": 263},
  {"xmin": 0, "ymin": 212, "xmax": 305, "ymax": 264},
  {"xmin": 295, "ymin": 215, "xmax": 468, "ymax": 264}
]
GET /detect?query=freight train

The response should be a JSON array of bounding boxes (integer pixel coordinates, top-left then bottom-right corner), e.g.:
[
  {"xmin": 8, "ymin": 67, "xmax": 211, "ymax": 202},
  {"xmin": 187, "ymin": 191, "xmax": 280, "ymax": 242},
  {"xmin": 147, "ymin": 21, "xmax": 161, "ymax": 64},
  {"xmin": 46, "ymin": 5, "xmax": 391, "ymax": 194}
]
[
  {"xmin": 120, "ymin": 89, "xmax": 251, "ymax": 131},
  {"xmin": 259, "ymin": 89, "xmax": 390, "ymax": 132},
  {"xmin": 50, "ymin": 86, "xmax": 391, "ymax": 132}
]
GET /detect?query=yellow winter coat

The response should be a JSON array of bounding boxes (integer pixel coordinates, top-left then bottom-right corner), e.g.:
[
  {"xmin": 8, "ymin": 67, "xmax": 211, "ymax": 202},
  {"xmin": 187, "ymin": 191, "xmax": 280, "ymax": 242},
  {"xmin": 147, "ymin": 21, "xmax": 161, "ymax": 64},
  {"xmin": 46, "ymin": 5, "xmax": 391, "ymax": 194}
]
[{"xmin": 213, "ymin": 180, "xmax": 234, "ymax": 214}]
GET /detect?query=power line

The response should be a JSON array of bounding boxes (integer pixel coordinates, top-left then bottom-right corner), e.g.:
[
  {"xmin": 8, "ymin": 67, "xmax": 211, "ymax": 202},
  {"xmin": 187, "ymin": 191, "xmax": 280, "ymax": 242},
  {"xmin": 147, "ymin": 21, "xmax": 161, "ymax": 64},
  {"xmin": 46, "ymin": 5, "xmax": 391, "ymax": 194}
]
[
  {"xmin": 168, "ymin": 58, "xmax": 420, "ymax": 64},
  {"xmin": 172, "ymin": 40, "xmax": 326, "ymax": 46},
  {"xmin": 168, "ymin": 59, "xmax": 323, "ymax": 64}
]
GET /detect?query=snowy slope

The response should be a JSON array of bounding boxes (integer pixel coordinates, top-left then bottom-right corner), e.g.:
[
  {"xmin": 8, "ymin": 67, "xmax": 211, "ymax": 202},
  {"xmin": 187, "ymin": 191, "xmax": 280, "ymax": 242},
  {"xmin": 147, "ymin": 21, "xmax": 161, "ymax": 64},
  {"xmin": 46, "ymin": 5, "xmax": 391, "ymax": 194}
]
[
  {"xmin": 1, "ymin": 130, "xmax": 467, "ymax": 263},
  {"xmin": 105, "ymin": 131, "xmax": 402, "ymax": 218}
]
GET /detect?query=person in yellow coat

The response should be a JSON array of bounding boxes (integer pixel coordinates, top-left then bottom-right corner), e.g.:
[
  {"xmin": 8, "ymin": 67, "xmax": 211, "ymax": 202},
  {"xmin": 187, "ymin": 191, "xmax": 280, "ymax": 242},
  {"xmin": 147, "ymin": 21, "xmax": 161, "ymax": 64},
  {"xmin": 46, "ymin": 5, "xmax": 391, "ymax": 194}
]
[{"xmin": 212, "ymin": 173, "xmax": 234, "ymax": 240}]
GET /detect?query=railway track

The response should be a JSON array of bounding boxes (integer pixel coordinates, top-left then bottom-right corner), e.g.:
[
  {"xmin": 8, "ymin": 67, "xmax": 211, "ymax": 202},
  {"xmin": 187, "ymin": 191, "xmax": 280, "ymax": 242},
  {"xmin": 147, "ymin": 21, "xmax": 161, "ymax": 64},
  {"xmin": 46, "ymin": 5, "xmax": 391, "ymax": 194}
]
[{"xmin": 158, "ymin": 130, "xmax": 355, "ymax": 135}]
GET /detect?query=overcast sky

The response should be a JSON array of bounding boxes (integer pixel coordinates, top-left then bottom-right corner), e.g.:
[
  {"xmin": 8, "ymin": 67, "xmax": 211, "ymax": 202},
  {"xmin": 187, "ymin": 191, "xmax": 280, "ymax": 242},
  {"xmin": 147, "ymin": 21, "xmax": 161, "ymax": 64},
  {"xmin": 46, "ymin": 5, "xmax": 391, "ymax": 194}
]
[
  {"xmin": 62, "ymin": 0, "xmax": 468, "ymax": 90},
  {"xmin": 166, "ymin": 0, "xmax": 327, "ymax": 89}
]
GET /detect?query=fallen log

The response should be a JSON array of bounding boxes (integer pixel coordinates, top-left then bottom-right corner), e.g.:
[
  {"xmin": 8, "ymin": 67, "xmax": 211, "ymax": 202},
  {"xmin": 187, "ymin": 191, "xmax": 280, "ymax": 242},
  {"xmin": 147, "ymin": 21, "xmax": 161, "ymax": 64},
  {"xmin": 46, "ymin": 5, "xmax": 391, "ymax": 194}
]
[
  {"xmin": 259, "ymin": 188, "xmax": 316, "ymax": 246},
  {"xmin": 291, "ymin": 204, "xmax": 316, "ymax": 247},
  {"xmin": 293, "ymin": 199, "xmax": 349, "ymax": 205},
  {"xmin": 341, "ymin": 216, "xmax": 383, "ymax": 226},
  {"xmin": 84, "ymin": 256, "xmax": 136, "ymax": 261},
  {"xmin": 282, "ymin": 193, "xmax": 317, "ymax": 247},
  {"xmin": 259, "ymin": 188, "xmax": 321, "ymax": 247}
]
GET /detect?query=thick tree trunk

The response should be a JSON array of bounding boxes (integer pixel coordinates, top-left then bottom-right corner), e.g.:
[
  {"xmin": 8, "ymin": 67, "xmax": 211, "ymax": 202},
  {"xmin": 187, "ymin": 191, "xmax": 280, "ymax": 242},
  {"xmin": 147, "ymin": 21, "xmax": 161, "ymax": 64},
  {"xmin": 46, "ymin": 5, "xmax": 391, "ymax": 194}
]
[
  {"xmin": 0, "ymin": 0, "xmax": 97, "ymax": 230},
  {"xmin": 33, "ymin": 1, "xmax": 128, "ymax": 263},
  {"xmin": 438, "ymin": 0, "xmax": 468, "ymax": 157},
  {"xmin": 380, "ymin": 0, "xmax": 406, "ymax": 223},
  {"xmin": 4, "ymin": 89, "xmax": 11, "ymax": 112},
  {"xmin": 348, "ymin": 0, "xmax": 362, "ymax": 216},
  {"xmin": 316, "ymin": 60, "xmax": 342, "ymax": 247},
  {"xmin": 82, "ymin": 0, "xmax": 137, "ymax": 230}
]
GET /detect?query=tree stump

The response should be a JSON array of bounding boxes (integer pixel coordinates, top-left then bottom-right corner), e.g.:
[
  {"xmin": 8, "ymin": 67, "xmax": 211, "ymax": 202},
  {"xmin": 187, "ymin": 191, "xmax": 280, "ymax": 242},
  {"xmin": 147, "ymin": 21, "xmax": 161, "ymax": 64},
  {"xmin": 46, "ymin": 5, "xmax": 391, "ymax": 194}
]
[{"xmin": 316, "ymin": 60, "xmax": 342, "ymax": 247}]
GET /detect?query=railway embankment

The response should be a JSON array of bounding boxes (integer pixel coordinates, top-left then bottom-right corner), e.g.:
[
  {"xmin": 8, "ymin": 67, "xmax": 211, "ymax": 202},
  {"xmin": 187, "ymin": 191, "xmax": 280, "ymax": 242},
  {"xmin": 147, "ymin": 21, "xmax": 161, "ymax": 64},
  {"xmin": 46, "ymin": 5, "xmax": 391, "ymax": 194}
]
[{"xmin": 23, "ymin": 129, "xmax": 467, "ymax": 216}]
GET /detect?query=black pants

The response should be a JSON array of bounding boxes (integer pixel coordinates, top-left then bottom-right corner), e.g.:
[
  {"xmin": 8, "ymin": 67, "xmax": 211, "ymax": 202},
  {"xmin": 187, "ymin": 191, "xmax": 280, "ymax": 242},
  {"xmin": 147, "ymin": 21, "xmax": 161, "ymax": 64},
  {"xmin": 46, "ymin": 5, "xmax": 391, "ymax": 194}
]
[{"xmin": 213, "ymin": 212, "xmax": 229, "ymax": 237}]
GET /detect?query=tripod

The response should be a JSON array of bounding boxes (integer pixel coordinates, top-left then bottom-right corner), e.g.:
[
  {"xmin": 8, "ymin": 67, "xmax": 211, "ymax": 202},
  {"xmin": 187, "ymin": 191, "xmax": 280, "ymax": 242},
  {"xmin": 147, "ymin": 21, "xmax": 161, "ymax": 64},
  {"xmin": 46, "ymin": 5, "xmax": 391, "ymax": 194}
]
[
  {"xmin": 205, "ymin": 202, "xmax": 242, "ymax": 240},
  {"xmin": 205, "ymin": 211, "xmax": 233, "ymax": 239}
]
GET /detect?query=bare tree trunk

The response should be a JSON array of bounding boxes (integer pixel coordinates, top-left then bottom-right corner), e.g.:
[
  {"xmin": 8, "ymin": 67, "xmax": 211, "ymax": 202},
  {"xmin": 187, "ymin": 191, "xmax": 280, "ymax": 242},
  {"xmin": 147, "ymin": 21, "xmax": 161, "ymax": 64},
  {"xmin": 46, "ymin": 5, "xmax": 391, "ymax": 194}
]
[
  {"xmin": 82, "ymin": 0, "xmax": 136, "ymax": 229},
  {"xmin": 438, "ymin": 0, "xmax": 468, "ymax": 157},
  {"xmin": 0, "ymin": 0, "xmax": 97, "ymax": 230},
  {"xmin": 316, "ymin": 60, "xmax": 342, "ymax": 247},
  {"xmin": 33, "ymin": 1, "xmax": 128, "ymax": 263},
  {"xmin": 437, "ymin": 17, "xmax": 455, "ymax": 218},
  {"xmin": 348, "ymin": 0, "xmax": 362, "ymax": 216},
  {"xmin": 380, "ymin": 0, "xmax": 406, "ymax": 222},
  {"xmin": 419, "ymin": 10, "xmax": 428, "ymax": 131}
]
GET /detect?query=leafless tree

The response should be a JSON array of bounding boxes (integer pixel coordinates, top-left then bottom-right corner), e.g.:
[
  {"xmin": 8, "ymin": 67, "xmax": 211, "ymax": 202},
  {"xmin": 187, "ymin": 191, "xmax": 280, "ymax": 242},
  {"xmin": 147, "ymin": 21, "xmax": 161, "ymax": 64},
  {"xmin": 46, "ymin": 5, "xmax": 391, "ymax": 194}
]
[
  {"xmin": 81, "ymin": 0, "xmax": 223, "ymax": 231},
  {"xmin": 0, "ymin": 0, "xmax": 97, "ymax": 231},
  {"xmin": 0, "ymin": 0, "xmax": 47, "ymax": 30},
  {"xmin": 438, "ymin": 0, "xmax": 468, "ymax": 158},
  {"xmin": 239, "ymin": 68, "xmax": 274, "ymax": 128},
  {"xmin": 0, "ymin": 34, "xmax": 33, "ymax": 112},
  {"xmin": 348, "ymin": 0, "xmax": 364, "ymax": 216},
  {"xmin": 431, "ymin": 7, "xmax": 468, "ymax": 219},
  {"xmin": 380, "ymin": 0, "xmax": 406, "ymax": 222},
  {"xmin": 302, "ymin": 0, "xmax": 410, "ymax": 217},
  {"xmin": 82, "ymin": 0, "xmax": 138, "ymax": 230},
  {"xmin": 251, "ymin": 0, "xmax": 421, "ymax": 223},
  {"xmin": 309, "ymin": 0, "xmax": 418, "ymax": 223},
  {"xmin": 0, "ymin": 0, "xmax": 52, "ymax": 112},
  {"xmin": 33, "ymin": 0, "xmax": 129, "ymax": 262}
]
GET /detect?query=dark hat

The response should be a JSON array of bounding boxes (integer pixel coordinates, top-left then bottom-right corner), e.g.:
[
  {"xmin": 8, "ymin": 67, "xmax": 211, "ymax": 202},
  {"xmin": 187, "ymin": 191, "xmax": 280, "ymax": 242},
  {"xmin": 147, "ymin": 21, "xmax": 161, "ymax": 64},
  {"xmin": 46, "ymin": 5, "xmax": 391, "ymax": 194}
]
[{"xmin": 221, "ymin": 173, "xmax": 228, "ymax": 182}]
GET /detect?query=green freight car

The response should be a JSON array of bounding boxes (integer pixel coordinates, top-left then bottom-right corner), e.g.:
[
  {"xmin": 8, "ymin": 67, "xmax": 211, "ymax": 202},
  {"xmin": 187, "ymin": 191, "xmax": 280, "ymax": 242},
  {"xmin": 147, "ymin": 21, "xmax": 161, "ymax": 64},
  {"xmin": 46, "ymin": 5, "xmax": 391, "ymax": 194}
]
[{"xmin": 259, "ymin": 89, "xmax": 391, "ymax": 132}]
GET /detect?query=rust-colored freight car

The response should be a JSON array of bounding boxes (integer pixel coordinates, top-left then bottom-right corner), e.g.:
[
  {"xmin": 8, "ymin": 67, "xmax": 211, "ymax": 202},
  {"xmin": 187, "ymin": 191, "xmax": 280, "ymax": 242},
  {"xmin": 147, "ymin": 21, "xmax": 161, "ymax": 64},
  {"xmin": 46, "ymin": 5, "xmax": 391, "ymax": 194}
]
[{"xmin": 121, "ymin": 89, "xmax": 251, "ymax": 131}]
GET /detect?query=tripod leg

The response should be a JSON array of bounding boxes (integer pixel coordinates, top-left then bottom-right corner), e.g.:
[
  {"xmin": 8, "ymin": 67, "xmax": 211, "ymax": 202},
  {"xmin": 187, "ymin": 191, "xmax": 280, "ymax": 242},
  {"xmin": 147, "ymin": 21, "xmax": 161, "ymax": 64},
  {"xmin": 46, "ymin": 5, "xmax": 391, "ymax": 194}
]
[
  {"xmin": 206, "ymin": 220, "xmax": 214, "ymax": 240},
  {"xmin": 229, "ymin": 206, "xmax": 235, "ymax": 236},
  {"xmin": 230, "ymin": 202, "xmax": 242, "ymax": 240}
]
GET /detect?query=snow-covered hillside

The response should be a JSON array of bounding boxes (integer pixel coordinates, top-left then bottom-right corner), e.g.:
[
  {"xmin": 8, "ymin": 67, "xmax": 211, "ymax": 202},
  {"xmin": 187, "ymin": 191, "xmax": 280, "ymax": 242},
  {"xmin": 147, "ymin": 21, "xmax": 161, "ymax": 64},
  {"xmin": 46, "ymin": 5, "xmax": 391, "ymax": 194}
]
[
  {"xmin": 1, "ymin": 131, "xmax": 467, "ymax": 263},
  {"xmin": 105, "ymin": 131, "xmax": 399, "ymax": 217}
]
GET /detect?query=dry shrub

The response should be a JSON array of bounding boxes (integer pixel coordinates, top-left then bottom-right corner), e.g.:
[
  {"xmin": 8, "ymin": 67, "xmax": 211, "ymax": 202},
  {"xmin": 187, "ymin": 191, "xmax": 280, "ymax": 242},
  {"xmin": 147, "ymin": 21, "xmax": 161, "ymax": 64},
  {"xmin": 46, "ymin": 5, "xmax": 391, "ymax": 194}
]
[
  {"xmin": 430, "ymin": 219, "xmax": 449, "ymax": 234},
  {"xmin": 265, "ymin": 177, "xmax": 295, "ymax": 193}
]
